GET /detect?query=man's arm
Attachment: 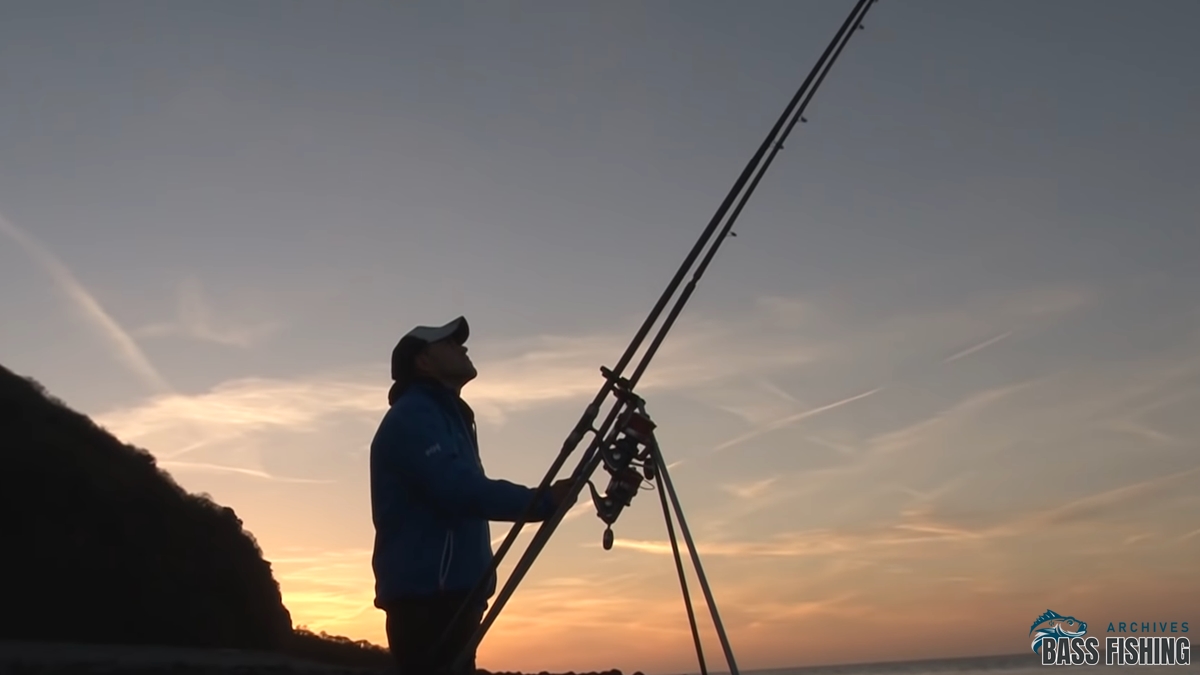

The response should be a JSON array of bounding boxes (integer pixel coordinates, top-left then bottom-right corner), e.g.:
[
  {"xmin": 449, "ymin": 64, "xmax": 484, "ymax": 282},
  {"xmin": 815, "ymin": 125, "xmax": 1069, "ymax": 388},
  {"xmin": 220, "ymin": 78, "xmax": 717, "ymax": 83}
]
[{"xmin": 379, "ymin": 406, "xmax": 555, "ymax": 522}]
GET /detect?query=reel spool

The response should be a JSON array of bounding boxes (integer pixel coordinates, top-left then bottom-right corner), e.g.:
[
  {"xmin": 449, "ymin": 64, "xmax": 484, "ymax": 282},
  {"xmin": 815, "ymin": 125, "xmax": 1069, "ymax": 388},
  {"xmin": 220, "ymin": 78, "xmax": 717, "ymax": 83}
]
[{"xmin": 588, "ymin": 406, "xmax": 658, "ymax": 549}]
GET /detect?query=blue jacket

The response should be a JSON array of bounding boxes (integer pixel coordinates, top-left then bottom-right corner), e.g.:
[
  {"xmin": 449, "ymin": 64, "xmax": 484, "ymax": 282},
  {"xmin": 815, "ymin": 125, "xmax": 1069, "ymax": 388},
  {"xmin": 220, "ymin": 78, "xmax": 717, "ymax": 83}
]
[{"xmin": 370, "ymin": 378, "xmax": 555, "ymax": 609}]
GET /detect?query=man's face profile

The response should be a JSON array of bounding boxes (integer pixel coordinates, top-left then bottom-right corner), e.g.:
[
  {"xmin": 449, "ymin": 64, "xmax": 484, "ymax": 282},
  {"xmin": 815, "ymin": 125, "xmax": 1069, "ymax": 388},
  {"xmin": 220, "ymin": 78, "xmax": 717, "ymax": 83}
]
[{"xmin": 415, "ymin": 338, "xmax": 477, "ymax": 387}]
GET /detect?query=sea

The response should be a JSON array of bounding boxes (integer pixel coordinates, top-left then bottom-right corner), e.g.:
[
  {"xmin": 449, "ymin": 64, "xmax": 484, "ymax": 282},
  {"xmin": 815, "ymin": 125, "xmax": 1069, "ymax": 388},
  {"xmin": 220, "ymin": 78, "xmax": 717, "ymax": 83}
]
[{"xmin": 668, "ymin": 653, "xmax": 1200, "ymax": 675}]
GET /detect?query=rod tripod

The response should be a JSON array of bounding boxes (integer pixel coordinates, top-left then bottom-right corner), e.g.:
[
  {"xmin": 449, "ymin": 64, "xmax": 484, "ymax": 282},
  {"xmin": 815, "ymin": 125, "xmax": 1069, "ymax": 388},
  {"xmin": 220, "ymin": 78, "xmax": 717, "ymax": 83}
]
[{"xmin": 567, "ymin": 390, "xmax": 739, "ymax": 675}]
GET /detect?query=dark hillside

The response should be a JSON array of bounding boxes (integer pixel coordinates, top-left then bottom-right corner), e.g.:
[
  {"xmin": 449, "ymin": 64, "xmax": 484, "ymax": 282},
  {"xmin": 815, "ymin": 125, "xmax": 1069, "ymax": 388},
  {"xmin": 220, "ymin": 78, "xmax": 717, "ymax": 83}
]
[
  {"xmin": 0, "ymin": 363, "xmax": 293, "ymax": 650},
  {"xmin": 0, "ymin": 364, "xmax": 632, "ymax": 674}
]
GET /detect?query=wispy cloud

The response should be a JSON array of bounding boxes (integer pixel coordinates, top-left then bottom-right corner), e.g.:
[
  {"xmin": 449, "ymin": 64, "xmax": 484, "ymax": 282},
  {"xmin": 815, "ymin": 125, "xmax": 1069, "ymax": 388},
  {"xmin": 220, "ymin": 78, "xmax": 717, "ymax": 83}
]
[
  {"xmin": 479, "ymin": 571, "xmax": 671, "ymax": 632},
  {"xmin": 466, "ymin": 312, "xmax": 832, "ymax": 425},
  {"xmin": 699, "ymin": 332, "xmax": 1200, "ymax": 543},
  {"xmin": 96, "ymin": 374, "xmax": 382, "ymax": 449},
  {"xmin": 0, "ymin": 210, "xmax": 172, "ymax": 393},
  {"xmin": 1011, "ymin": 465, "xmax": 1200, "ymax": 531},
  {"xmin": 943, "ymin": 330, "xmax": 1012, "ymax": 363},
  {"xmin": 134, "ymin": 275, "xmax": 280, "ymax": 348},
  {"xmin": 613, "ymin": 464, "xmax": 1200, "ymax": 565},
  {"xmin": 695, "ymin": 377, "xmax": 804, "ymax": 426},
  {"xmin": 95, "ymin": 301, "xmax": 836, "ymax": 458},
  {"xmin": 710, "ymin": 386, "xmax": 883, "ymax": 454},
  {"xmin": 1103, "ymin": 419, "xmax": 1180, "ymax": 446},
  {"xmin": 802, "ymin": 434, "xmax": 859, "ymax": 455},
  {"xmin": 90, "ymin": 282, "xmax": 1101, "ymax": 461},
  {"xmin": 606, "ymin": 505, "xmax": 1003, "ymax": 559},
  {"xmin": 824, "ymin": 284, "xmax": 1094, "ymax": 367},
  {"xmin": 267, "ymin": 547, "xmax": 376, "ymax": 631},
  {"xmin": 157, "ymin": 460, "xmax": 336, "ymax": 483},
  {"xmin": 93, "ymin": 373, "xmax": 384, "ymax": 478},
  {"xmin": 894, "ymin": 473, "xmax": 974, "ymax": 507},
  {"xmin": 720, "ymin": 477, "xmax": 777, "ymax": 500},
  {"xmin": 863, "ymin": 380, "xmax": 1036, "ymax": 457},
  {"xmin": 740, "ymin": 593, "xmax": 864, "ymax": 627}
]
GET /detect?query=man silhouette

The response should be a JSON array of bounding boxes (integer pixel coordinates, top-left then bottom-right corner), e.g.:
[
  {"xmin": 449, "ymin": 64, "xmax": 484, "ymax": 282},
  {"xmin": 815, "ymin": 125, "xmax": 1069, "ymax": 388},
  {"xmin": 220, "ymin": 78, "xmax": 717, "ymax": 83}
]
[{"xmin": 370, "ymin": 316, "xmax": 574, "ymax": 674}]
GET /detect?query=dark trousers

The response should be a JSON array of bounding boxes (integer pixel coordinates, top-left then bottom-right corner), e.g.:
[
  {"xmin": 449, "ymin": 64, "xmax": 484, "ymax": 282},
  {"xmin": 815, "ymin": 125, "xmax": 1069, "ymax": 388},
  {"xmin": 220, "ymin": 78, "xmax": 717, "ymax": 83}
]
[{"xmin": 383, "ymin": 591, "xmax": 484, "ymax": 675}]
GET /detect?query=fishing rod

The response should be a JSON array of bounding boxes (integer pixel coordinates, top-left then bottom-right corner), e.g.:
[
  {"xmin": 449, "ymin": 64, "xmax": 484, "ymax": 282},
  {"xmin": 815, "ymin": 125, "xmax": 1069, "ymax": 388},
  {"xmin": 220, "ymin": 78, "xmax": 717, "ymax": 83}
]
[{"xmin": 438, "ymin": 0, "xmax": 882, "ymax": 670}]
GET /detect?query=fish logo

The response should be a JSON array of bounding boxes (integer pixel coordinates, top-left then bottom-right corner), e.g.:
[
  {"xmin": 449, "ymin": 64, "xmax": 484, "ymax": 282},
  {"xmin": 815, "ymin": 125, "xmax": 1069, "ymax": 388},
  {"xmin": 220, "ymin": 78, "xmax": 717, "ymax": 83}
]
[{"xmin": 1030, "ymin": 609, "xmax": 1088, "ymax": 655}]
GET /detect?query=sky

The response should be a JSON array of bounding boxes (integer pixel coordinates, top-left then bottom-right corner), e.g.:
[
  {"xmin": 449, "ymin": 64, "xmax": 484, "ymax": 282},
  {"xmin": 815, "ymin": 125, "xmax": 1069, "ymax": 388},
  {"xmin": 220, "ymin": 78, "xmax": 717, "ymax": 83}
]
[{"xmin": 2, "ymin": 0, "xmax": 1199, "ymax": 673}]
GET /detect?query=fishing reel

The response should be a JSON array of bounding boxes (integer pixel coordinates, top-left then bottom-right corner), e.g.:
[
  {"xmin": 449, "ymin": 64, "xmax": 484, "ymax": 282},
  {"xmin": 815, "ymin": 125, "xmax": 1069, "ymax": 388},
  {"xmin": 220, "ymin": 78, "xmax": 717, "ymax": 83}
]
[{"xmin": 587, "ymin": 403, "xmax": 659, "ymax": 550}]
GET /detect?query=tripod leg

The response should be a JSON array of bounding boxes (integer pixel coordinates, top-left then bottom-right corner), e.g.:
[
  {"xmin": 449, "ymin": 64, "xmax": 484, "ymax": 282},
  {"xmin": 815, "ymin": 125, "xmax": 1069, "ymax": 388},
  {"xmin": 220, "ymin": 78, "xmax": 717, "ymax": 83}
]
[
  {"xmin": 654, "ymin": 459, "xmax": 709, "ymax": 675},
  {"xmin": 651, "ymin": 441, "xmax": 741, "ymax": 675}
]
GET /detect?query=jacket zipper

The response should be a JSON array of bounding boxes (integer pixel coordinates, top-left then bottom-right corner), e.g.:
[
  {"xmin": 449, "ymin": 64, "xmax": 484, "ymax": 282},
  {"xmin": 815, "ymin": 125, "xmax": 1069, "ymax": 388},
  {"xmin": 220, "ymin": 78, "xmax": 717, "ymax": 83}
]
[{"xmin": 437, "ymin": 529, "xmax": 454, "ymax": 591}]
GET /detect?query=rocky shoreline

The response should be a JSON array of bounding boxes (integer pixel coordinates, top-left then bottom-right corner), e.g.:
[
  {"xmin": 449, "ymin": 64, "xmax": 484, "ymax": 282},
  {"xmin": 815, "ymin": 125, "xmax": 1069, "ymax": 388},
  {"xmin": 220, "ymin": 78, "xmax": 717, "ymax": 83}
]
[
  {"xmin": 0, "ymin": 641, "xmax": 643, "ymax": 675},
  {"xmin": 0, "ymin": 663, "xmax": 645, "ymax": 675},
  {"xmin": 479, "ymin": 671, "xmax": 641, "ymax": 675}
]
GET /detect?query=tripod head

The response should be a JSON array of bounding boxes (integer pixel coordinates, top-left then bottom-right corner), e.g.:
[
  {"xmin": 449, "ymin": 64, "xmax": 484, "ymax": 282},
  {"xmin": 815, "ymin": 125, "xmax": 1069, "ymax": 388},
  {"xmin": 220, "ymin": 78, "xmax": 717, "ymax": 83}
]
[{"xmin": 586, "ymin": 403, "xmax": 659, "ymax": 549}]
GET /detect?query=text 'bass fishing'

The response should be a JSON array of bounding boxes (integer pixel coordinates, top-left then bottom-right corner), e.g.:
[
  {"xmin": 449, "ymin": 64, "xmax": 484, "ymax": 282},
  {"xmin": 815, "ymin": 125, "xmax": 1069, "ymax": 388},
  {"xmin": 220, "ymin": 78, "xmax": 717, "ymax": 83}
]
[
  {"xmin": 1039, "ymin": 636, "xmax": 1191, "ymax": 666},
  {"xmin": 1030, "ymin": 609, "xmax": 1191, "ymax": 666}
]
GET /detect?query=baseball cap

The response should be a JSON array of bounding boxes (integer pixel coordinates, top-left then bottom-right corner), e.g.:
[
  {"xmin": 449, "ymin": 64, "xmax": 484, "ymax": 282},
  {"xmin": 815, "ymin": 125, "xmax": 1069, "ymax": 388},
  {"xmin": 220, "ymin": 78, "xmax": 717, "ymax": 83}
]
[{"xmin": 390, "ymin": 315, "xmax": 470, "ymax": 385}]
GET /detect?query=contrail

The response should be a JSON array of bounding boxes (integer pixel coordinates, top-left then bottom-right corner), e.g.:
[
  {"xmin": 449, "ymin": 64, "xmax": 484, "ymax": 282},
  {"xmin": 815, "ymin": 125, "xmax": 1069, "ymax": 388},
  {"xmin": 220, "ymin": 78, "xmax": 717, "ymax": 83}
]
[
  {"xmin": 0, "ymin": 211, "xmax": 172, "ymax": 394},
  {"xmin": 711, "ymin": 386, "xmax": 883, "ymax": 454},
  {"xmin": 943, "ymin": 331, "xmax": 1012, "ymax": 364},
  {"xmin": 157, "ymin": 460, "xmax": 335, "ymax": 484}
]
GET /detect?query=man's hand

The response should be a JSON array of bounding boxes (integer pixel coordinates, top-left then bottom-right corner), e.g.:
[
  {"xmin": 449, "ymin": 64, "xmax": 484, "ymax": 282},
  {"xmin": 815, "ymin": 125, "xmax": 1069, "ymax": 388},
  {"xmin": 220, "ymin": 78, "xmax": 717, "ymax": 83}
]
[{"xmin": 548, "ymin": 478, "xmax": 578, "ymax": 511}]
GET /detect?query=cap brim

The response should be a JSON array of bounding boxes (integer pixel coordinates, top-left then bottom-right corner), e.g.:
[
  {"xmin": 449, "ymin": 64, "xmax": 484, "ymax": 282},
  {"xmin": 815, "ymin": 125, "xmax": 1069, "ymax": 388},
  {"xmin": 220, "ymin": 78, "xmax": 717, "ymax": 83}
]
[{"xmin": 403, "ymin": 315, "xmax": 469, "ymax": 346}]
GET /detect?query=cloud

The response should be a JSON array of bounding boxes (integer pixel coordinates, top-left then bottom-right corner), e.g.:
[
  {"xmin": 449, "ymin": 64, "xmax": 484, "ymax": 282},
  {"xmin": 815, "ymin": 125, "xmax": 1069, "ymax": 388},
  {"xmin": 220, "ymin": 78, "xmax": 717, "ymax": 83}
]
[
  {"xmin": 628, "ymin": 456, "xmax": 1200, "ymax": 578},
  {"xmin": 267, "ymin": 547, "xmax": 377, "ymax": 631},
  {"xmin": 1103, "ymin": 419, "xmax": 1180, "ymax": 446},
  {"xmin": 594, "ymin": 515, "xmax": 973, "ymax": 560},
  {"xmin": 1011, "ymin": 465, "xmax": 1200, "ymax": 532},
  {"xmin": 465, "ymin": 312, "xmax": 832, "ymax": 425},
  {"xmin": 740, "ymin": 593, "xmax": 865, "ymax": 627},
  {"xmin": 134, "ymin": 275, "xmax": 280, "ymax": 348},
  {"xmin": 862, "ymin": 379, "xmax": 1039, "ymax": 458},
  {"xmin": 710, "ymin": 386, "xmax": 883, "ymax": 454},
  {"xmin": 156, "ymin": 460, "xmax": 336, "ymax": 484},
  {"xmin": 720, "ymin": 477, "xmax": 777, "ymax": 500},
  {"xmin": 892, "ymin": 472, "xmax": 975, "ymax": 506},
  {"xmin": 478, "ymin": 571, "xmax": 673, "ymax": 632},
  {"xmin": 96, "ymin": 374, "xmax": 382, "ymax": 449},
  {"xmin": 0, "ymin": 210, "xmax": 172, "ymax": 394},
  {"xmin": 822, "ymin": 284, "xmax": 1094, "ymax": 368},
  {"xmin": 87, "ymin": 296, "xmax": 836, "ymax": 491},
  {"xmin": 610, "ymin": 462, "xmax": 1200, "ymax": 568},
  {"xmin": 95, "ymin": 300, "xmax": 836, "ymax": 458},
  {"xmin": 93, "ymin": 373, "xmax": 384, "ymax": 479},
  {"xmin": 801, "ymin": 434, "xmax": 858, "ymax": 455},
  {"xmin": 678, "ymin": 284, "xmax": 1094, "ymax": 456},
  {"xmin": 697, "ymin": 328, "xmax": 1200, "ymax": 542},
  {"xmin": 943, "ymin": 330, "xmax": 1013, "ymax": 363},
  {"xmin": 91, "ymin": 281, "xmax": 1101, "ymax": 461},
  {"xmin": 695, "ymin": 377, "xmax": 803, "ymax": 426}
]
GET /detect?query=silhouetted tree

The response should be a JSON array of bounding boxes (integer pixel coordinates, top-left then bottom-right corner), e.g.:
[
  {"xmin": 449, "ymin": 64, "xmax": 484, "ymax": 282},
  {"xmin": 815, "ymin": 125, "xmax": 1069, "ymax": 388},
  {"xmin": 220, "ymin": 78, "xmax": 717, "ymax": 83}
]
[
  {"xmin": 0, "ymin": 365, "xmax": 293, "ymax": 650},
  {"xmin": 286, "ymin": 628, "xmax": 392, "ymax": 670}
]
